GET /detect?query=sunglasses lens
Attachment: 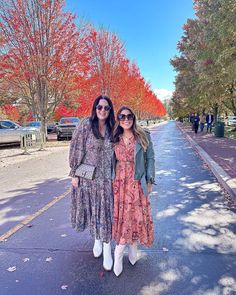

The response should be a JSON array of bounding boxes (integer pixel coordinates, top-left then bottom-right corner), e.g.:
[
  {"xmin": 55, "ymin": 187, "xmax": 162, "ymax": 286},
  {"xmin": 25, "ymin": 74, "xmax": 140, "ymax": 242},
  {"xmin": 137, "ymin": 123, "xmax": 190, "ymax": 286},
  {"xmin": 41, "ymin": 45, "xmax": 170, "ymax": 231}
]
[
  {"xmin": 127, "ymin": 114, "xmax": 134, "ymax": 120},
  {"xmin": 96, "ymin": 105, "xmax": 103, "ymax": 110},
  {"xmin": 104, "ymin": 106, "xmax": 111, "ymax": 111},
  {"xmin": 118, "ymin": 114, "xmax": 125, "ymax": 121}
]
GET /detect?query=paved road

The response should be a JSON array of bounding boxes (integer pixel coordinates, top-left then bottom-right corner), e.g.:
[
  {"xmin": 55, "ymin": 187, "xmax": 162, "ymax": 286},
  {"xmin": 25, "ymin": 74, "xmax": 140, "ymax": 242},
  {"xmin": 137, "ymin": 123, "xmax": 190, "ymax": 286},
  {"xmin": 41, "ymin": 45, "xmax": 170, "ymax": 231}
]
[
  {"xmin": 0, "ymin": 121, "xmax": 235, "ymax": 295},
  {"xmin": 0, "ymin": 146, "xmax": 70, "ymax": 235}
]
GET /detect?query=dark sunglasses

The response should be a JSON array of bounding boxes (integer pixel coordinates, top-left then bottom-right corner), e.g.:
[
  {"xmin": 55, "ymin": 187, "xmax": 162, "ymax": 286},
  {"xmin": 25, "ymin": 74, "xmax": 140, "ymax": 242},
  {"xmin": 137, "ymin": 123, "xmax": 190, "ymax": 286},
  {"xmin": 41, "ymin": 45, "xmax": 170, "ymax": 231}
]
[
  {"xmin": 118, "ymin": 113, "xmax": 134, "ymax": 121},
  {"xmin": 96, "ymin": 104, "xmax": 111, "ymax": 111}
]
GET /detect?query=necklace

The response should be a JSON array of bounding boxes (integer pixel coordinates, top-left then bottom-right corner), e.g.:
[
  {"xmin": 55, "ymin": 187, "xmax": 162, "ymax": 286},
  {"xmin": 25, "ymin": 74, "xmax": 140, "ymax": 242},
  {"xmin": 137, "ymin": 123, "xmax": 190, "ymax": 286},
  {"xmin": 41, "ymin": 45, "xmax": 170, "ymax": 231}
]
[{"xmin": 122, "ymin": 134, "xmax": 134, "ymax": 145}]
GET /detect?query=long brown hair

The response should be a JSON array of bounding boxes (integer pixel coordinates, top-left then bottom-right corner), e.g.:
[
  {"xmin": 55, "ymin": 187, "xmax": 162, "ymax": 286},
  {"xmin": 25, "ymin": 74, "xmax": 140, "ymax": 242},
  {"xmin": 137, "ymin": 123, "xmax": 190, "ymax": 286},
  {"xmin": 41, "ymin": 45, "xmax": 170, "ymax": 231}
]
[{"xmin": 113, "ymin": 106, "xmax": 149, "ymax": 151}]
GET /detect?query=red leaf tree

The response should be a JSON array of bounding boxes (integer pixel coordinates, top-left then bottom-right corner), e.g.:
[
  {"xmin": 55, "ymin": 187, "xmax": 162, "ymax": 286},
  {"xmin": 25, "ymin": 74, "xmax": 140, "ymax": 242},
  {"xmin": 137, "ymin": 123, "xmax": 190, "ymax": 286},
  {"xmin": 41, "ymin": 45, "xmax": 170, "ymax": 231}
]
[{"xmin": 0, "ymin": 0, "xmax": 89, "ymax": 139}]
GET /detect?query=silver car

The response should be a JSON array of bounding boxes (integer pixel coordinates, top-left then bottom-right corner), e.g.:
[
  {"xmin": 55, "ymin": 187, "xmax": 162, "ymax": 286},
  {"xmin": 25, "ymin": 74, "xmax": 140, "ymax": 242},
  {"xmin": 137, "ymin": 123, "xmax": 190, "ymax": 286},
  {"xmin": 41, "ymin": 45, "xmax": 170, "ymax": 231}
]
[
  {"xmin": 0, "ymin": 120, "xmax": 38, "ymax": 144},
  {"xmin": 226, "ymin": 116, "xmax": 236, "ymax": 126}
]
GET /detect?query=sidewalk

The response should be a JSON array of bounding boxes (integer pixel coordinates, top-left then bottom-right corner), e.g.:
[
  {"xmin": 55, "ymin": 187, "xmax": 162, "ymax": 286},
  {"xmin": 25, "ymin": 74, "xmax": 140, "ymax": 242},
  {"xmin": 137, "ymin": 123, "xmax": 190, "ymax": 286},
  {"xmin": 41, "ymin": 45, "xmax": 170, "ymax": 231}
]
[{"xmin": 177, "ymin": 122, "xmax": 236, "ymax": 206}]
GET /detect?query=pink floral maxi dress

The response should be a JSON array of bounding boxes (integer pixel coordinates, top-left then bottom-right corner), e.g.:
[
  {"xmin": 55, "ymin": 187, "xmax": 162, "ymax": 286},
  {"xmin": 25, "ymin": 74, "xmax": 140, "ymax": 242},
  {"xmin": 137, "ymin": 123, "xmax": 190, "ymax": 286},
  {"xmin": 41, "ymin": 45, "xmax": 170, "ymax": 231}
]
[{"xmin": 112, "ymin": 137, "xmax": 154, "ymax": 246}]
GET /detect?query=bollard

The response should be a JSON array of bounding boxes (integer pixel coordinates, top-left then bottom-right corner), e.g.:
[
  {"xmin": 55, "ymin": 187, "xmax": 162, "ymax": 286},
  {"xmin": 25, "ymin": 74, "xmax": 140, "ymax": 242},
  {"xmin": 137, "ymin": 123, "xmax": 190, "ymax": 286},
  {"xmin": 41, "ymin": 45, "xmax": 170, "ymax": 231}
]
[{"xmin": 20, "ymin": 131, "xmax": 44, "ymax": 154}]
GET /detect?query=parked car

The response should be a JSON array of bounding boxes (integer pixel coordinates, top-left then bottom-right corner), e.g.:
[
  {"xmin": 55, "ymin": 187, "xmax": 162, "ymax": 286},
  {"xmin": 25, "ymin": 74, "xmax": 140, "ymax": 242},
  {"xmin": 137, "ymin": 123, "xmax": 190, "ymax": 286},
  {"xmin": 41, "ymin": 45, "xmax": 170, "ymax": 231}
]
[
  {"xmin": 47, "ymin": 123, "xmax": 57, "ymax": 134},
  {"xmin": 0, "ymin": 120, "xmax": 38, "ymax": 145},
  {"xmin": 25, "ymin": 121, "xmax": 57, "ymax": 134},
  {"xmin": 26, "ymin": 121, "xmax": 41, "ymax": 128},
  {"xmin": 56, "ymin": 117, "xmax": 80, "ymax": 140},
  {"xmin": 225, "ymin": 116, "xmax": 236, "ymax": 126}
]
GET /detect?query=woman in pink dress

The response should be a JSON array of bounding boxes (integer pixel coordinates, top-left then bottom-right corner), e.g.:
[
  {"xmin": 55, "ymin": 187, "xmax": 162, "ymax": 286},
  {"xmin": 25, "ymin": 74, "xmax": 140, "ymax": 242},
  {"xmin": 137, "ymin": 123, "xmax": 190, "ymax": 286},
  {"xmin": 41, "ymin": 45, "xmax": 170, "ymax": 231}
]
[{"xmin": 112, "ymin": 106, "xmax": 155, "ymax": 276}]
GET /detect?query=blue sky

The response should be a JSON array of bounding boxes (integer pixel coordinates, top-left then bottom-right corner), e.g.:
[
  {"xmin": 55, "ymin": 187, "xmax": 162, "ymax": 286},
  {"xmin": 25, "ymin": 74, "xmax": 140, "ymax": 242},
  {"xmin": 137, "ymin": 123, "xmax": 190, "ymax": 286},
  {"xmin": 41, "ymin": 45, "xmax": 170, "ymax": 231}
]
[{"xmin": 65, "ymin": 0, "xmax": 195, "ymax": 101}]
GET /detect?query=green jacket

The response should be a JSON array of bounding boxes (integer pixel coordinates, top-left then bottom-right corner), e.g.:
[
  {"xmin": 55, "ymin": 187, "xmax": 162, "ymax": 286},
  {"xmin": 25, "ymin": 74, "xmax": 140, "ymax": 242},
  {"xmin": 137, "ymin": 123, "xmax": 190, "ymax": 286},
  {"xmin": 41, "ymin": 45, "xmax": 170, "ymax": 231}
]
[{"xmin": 112, "ymin": 131, "xmax": 155, "ymax": 196}]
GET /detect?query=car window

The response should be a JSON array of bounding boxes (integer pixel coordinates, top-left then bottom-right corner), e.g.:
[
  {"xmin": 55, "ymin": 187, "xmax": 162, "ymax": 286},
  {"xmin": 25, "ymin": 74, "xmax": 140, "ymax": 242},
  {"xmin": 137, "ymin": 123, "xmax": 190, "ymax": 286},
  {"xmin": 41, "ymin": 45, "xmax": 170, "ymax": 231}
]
[
  {"xmin": 60, "ymin": 118, "xmax": 79, "ymax": 124},
  {"xmin": 28, "ymin": 121, "xmax": 41, "ymax": 127},
  {"xmin": 0, "ymin": 121, "xmax": 16, "ymax": 129}
]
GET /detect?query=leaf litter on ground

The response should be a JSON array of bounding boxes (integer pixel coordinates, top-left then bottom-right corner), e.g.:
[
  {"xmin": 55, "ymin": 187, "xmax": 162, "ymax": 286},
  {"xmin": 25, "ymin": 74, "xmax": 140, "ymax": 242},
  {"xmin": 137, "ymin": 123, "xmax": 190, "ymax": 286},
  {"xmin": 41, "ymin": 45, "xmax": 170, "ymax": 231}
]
[{"xmin": 7, "ymin": 266, "xmax": 16, "ymax": 272}]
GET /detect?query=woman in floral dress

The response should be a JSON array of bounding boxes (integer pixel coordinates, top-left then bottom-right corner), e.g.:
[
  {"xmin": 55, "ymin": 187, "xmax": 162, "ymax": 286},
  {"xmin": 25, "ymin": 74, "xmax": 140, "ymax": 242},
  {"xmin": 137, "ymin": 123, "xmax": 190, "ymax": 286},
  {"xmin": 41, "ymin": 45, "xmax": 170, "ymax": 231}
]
[
  {"xmin": 69, "ymin": 95, "xmax": 115, "ymax": 271},
  {"xmin": 112, "ymin": 106, "xmax": 155, "ymax": 276}
]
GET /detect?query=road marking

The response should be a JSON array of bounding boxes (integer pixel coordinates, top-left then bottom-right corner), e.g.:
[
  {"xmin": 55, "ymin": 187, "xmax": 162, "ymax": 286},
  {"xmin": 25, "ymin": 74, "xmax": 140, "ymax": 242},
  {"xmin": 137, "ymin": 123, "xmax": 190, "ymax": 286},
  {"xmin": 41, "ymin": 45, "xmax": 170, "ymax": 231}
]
[{"xmin": 0, "ymin": 189, "xmax": 70, "ymax": 242}]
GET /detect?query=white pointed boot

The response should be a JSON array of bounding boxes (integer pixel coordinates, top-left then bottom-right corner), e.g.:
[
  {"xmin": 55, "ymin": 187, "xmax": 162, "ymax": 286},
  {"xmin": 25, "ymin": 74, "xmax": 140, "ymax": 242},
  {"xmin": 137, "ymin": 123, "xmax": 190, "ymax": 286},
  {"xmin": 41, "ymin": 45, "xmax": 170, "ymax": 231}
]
[
  {"xmin": 113, "ymin": 244, "xmax": 126, "ymax": 277},
  {"xmin": 93, "ymin": 239, "xmax": 102, "ymax": 258},
  {"xmin": 103, "ymin": 242, "xmax": 113, "ymax": 271},
  {"xmin": 128, "ymin": 243, "xmax": 138, "ymax": 265}
]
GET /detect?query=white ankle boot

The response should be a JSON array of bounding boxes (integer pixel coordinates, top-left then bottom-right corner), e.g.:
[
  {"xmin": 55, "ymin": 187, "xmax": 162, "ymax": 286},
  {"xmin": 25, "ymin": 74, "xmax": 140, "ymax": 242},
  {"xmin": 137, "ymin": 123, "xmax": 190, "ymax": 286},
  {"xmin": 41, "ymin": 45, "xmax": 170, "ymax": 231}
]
[
  {"xmin": 93, "ymin": 239, "xmax": 102, "ymax": 258},
  {"xmin": 113, "ymin": 244, "xmax": 126, "ymax": 277},
  {"xmin": 103, "ymin": 242, "xmax": 113, "ymax": 271},
  {"xmin": 128, "ymin": 243, "xmax": 138, "ymax": 265}
]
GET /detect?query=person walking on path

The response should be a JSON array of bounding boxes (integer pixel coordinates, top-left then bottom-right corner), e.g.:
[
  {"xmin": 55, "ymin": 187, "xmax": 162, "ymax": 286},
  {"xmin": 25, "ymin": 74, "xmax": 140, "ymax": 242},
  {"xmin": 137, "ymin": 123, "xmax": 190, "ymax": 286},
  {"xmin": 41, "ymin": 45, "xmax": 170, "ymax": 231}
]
[
  {"xmin": 190, "ymin": 113, "xmax": 195, "ymax": 131},
  {"xmin": 206, "ymin": 112, "xmax": 214, "ymax": 133},
  {"xmin": 69, "ymin": 95, "xmax": 115, "ymax": 271},
  {"xmin": 193, "ymin": 113, "xmax": 200, "ymax": 134},
  {"xmin": 112, "ymin": 106, "xmax": 155, "ymax": 277},
  {"xmin": 199, "ymin": 113, "xmax": 206, "ymax": 132}
]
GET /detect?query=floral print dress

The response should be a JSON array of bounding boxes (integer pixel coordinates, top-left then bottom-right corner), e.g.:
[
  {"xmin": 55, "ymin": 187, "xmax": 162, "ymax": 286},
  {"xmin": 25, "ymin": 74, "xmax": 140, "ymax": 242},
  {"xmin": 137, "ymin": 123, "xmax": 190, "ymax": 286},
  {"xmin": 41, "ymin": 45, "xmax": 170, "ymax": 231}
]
[
  {"xmin": 69, "ymin": 118, "xmax": 113, "ymax": 243},
  {"xmin": 112, "ymin": 136, "xmax": 154, "ymax": 246}
]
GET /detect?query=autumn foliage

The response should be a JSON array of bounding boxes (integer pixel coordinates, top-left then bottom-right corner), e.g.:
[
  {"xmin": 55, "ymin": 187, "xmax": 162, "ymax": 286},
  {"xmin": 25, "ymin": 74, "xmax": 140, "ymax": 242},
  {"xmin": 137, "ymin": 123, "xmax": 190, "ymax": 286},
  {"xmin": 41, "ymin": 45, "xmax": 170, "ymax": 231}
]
[
  {"xmin": 171, "ymin": 0, "xmax": 236, "ymax": 118},
  {"xmin": 0, "ymin": 0, "xmax": 166, "ymax": 124},
  {"xmin": 0, "ymin": 104, "xmax": 20, "ymax": 121}
]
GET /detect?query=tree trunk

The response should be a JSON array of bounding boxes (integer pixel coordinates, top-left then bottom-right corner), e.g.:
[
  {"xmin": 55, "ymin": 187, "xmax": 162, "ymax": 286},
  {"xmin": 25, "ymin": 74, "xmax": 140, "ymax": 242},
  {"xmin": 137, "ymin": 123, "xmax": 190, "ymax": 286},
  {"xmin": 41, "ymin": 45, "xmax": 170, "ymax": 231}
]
[
  {"xmin": 39, "ymin": 116, "xmax": 47, "ymax": 150},
  {"xmin": 213, "ymin": 103, "xmax": 218, "ymax": 122}
]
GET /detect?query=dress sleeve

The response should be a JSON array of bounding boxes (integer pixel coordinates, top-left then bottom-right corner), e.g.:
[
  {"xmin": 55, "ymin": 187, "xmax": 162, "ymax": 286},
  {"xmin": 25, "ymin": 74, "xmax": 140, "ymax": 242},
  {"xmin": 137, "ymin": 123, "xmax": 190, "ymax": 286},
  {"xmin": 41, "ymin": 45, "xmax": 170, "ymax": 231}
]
[
  {"xmin": 145, "ymin": 132, "xmax": 155, "ymax": 184},
  {"xmin": 69, "ymin": 118, "xmax": 89, "ymax": 177}
]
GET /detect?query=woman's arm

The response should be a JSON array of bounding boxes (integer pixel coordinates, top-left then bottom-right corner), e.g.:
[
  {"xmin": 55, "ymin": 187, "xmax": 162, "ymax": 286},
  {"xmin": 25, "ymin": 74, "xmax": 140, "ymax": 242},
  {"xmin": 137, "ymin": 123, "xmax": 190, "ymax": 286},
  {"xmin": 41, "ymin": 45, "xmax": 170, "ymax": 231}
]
[{"xmin": 69, "ymin": 118, "xmax": 88, "ymax": 178}]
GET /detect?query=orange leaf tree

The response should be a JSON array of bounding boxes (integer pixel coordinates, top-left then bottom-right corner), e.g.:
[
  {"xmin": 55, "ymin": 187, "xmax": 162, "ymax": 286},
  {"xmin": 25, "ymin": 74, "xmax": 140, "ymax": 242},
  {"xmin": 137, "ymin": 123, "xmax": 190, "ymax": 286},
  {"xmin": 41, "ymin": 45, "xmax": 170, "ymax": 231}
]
[{"xmin": 0, "ymin": 0, "xmax": 89, "ymax": 138}]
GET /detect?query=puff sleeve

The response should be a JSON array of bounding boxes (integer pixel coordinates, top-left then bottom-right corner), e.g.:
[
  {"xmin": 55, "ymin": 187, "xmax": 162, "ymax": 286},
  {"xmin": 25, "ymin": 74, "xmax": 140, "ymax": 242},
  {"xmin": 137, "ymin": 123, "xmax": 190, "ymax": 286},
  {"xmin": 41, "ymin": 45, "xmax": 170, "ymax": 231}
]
[{"xmin": 69, "ymin": 118, "xmax": 89, "ymax": 177}]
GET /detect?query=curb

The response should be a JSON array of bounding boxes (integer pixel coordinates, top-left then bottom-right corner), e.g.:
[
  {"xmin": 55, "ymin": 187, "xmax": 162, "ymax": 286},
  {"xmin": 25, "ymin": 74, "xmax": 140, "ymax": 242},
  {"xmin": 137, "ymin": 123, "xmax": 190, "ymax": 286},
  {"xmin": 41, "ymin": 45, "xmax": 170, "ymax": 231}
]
[{"xmin": 177, "ymin": 124, "xmax": 236, "ymax": 203}]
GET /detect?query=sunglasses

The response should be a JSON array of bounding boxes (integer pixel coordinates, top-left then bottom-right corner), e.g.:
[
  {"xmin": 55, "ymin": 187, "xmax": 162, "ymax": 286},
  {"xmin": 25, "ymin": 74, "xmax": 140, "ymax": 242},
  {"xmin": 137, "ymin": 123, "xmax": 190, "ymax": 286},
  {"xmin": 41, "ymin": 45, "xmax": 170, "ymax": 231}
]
[
  {"xmin": 96, "ymin": 104, "xmax": 111, "ymax": 111},
  {"xmin": 118, "ymin": 113, "xmax": 134, "ymax": 121}
]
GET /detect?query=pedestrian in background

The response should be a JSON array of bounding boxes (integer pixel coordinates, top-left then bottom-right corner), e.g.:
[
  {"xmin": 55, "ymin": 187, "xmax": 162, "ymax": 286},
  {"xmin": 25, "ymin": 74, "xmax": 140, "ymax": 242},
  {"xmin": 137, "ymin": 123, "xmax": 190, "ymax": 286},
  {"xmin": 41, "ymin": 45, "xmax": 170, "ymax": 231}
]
[
  {"xmin": 69, "ymin": 95, "xmax": 115, "ymax": 271},
  {"xmin": 206, "ymin": 112, "xmax": 214, "ymax": 133},
  {"xmin": 112, "ymin": 106, "xmax": 155, "ymax": 277},
  {"xmin": 193, "ymin": 113, "xmax": 200, "ymax": 134},
  {"xmin": 190, "ymin": 113, "xmax": 195, "ymax": 131},
  {"xmin": 199, "ymin": 113, "xmax": 206, "ymax": 132}
]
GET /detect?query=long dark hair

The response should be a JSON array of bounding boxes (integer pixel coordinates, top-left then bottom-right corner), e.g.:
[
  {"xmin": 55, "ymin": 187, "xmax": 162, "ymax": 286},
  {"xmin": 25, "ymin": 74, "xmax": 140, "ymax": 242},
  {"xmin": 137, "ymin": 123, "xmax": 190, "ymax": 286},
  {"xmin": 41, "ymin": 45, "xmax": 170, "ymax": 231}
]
[
  {"xmin": 89, "ymin": 95, "xmax": 115, "ymax": 139},
  {"xmin": 113, "ymin": 106, "xmax": 149, "ymax": 151}
]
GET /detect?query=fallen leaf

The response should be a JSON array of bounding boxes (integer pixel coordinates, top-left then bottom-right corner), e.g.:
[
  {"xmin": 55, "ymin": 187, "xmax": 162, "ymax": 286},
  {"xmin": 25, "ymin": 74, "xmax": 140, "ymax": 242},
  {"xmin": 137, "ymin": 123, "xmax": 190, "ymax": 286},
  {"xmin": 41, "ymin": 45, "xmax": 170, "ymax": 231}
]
[
  {"xmin": 61, "ymin": 285, "xmax": 68, "ymax": 290},
  {"xmin": 45, "ymin": 257, "xmax": 53, "ymax": 262},
  {"xmin": 27, "ymin": 224, "xmax": 33, "ymax": 228},
  {"xmin": 15, "ymin": 280, "xmax": 19, "ymax": 283},
  {"xmin": 7, "ymin": 266, "xmax": 16, "ymax": 272},
  {"xmin": 49, "ymin": 218, "xmax": 54, "ymax": 221},
  {"xmin": 61, "ymin": 234, "xmax": 67, "ymax": 237},
  {"xmin": 162, "ymin": 247, "xmax": 169, "ymax": 252},
  {"xmin": 99, "ymin": 271, "xmax": 104, "ymax": 278},
  {"xmin": 23, "ymin": 258, "xmax": 30, "ymax": 262}
]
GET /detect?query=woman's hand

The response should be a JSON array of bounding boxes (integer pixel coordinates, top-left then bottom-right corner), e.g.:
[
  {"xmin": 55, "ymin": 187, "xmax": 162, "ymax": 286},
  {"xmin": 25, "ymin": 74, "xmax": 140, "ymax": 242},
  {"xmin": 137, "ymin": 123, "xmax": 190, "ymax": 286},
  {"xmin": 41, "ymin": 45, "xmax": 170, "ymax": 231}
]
[
  {"xmin": 71, "ymin": 177, "xmax": 79, "ymax": 188},
  {"xmin": 147, "ymin": 182, "xmax": 153, "ymax": 194}
]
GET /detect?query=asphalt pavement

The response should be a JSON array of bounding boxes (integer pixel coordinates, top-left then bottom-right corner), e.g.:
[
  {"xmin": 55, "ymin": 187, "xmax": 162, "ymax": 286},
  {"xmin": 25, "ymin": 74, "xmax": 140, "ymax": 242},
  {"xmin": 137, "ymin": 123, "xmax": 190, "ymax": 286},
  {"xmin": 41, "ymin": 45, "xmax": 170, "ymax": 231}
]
[{"xmin": 0, "ymin": 121, "xmax": 235, "ymax": 295}]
